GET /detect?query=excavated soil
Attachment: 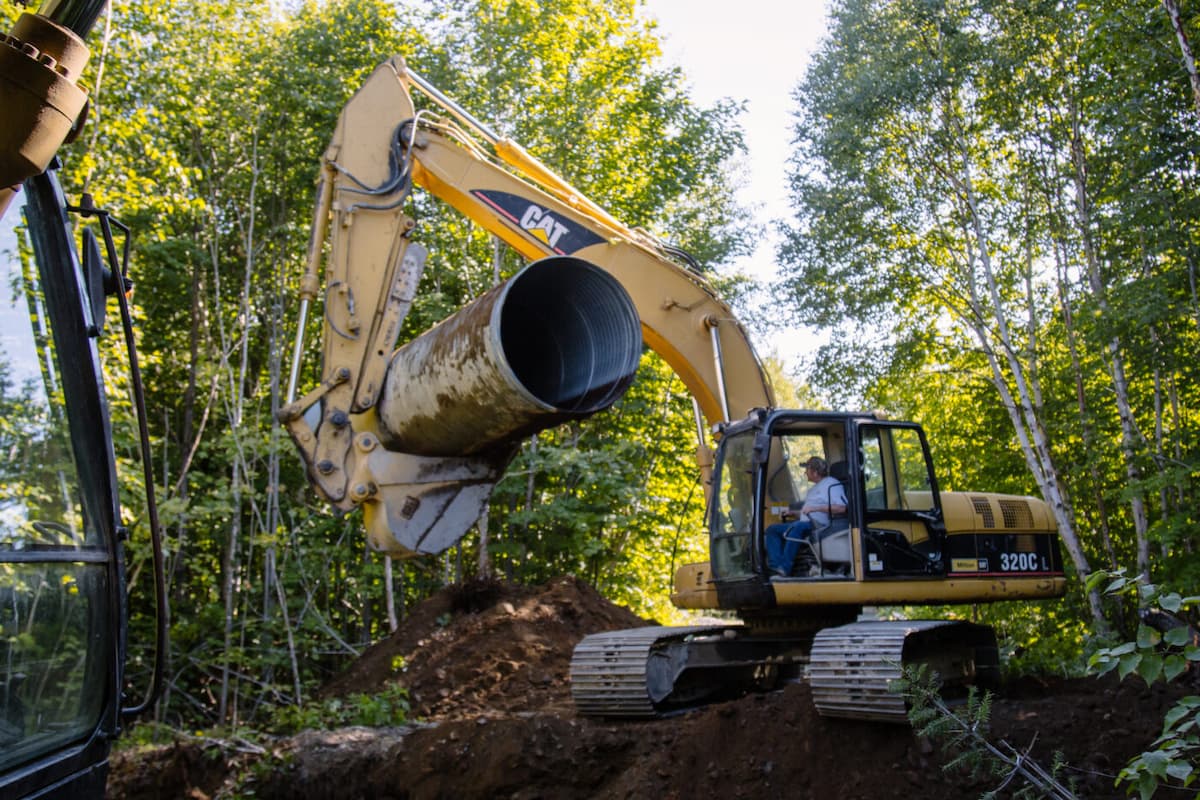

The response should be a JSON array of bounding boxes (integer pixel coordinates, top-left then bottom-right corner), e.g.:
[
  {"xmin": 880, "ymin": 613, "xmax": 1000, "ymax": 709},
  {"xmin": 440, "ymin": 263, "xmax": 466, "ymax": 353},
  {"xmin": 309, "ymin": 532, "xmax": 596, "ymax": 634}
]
[{"xmin": 108, "ymin": 576, "xmax": 1192, "ymax": 799}]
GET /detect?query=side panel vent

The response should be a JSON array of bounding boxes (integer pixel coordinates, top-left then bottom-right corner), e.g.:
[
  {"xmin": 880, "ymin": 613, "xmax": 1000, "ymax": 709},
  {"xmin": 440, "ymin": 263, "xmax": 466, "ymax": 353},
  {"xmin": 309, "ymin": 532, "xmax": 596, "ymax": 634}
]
[
  {"xmin": 970, "ymin": 496, "xmax": 995, "ymax": 528},
  {"xmin": 999, "ymin": 499, "xmax": 1035, "ymax": 529}
]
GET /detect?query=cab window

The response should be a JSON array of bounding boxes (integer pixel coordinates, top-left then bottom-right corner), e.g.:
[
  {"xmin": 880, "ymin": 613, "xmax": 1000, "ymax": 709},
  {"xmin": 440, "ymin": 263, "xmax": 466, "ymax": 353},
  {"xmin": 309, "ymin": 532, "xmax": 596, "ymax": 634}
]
[
  {"xmin": 861, "ymin": 425, "xmax": 935, "ymax": 513},
  {"xmin": 710, "ymin": 431, "xmax": 756, "ymax": 578},
  {"xmin": 0, "ymin": 240, "xmax": 110, "ymax": 773}
]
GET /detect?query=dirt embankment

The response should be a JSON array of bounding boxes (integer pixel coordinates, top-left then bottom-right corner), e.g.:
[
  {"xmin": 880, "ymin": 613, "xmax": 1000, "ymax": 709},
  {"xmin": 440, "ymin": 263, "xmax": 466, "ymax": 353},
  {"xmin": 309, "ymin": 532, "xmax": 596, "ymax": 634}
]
[{"xmin": 108, "ymin": 576, "xmax": 1188, "ymax": 799}]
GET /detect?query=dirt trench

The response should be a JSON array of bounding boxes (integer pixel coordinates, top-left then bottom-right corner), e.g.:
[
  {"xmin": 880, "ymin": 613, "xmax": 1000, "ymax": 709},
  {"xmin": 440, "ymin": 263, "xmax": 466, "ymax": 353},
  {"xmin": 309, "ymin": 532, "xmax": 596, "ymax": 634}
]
[{"xmin": 107, "ymin": 576, "xmax": 1188, "ymax": 799}]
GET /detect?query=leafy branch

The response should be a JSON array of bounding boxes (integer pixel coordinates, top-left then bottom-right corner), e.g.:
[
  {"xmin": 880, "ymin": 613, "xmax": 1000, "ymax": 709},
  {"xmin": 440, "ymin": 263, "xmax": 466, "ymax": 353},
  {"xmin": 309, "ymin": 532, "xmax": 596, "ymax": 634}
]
[
  {"xmin": 896, "ymin": 664, "xmax": 1076, "ymax": 799},
  {"xmin": 1085, "ymin": 570, "xmax": 1200, "ymax": 799}
]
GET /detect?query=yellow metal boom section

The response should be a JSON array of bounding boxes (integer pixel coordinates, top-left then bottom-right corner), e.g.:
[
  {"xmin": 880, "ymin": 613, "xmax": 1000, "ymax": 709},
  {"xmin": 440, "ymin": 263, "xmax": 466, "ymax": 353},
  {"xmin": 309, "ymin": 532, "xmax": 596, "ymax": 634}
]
[
  {"xmin": 399, "ymin": 60, "xmax": 772, "ymax": 424},
  {"xmin": 281, "ymin": 56, "xmax": 773, "ymax": 556}
]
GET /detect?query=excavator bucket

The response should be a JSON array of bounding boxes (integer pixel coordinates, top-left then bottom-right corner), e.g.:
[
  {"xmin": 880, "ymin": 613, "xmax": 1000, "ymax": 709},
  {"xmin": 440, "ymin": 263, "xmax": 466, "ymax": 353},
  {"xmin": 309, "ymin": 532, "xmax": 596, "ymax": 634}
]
[{"xmin": 353, "ymin": 255, "xmax": 642, "ymax": 557}]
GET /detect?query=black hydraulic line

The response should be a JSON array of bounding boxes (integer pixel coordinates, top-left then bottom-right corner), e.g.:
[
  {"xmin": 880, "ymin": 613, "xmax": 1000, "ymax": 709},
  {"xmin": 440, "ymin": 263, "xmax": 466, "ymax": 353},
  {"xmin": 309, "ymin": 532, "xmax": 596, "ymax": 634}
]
[
  {"xmin": 660, "ymin": 243, "xmax": 704, "ymax": 276},
  {"xmin": 69, "ymin": 194, "xmax": 169, "ymax": 718},
  {"xmin": 334, "ymin": 122, "xmax": 416, "ymax": 213},
  {"xmin": 36, "ymin": 0, "xmax": 108, "ymax": 37}
]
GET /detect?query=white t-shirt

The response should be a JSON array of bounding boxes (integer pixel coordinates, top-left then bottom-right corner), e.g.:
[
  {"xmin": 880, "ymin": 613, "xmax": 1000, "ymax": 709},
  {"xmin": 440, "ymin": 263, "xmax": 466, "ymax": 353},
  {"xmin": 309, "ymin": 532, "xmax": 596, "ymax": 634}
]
[{"xmin": 805, "ymin": 476, "xmax": 847, "ymax": 528}]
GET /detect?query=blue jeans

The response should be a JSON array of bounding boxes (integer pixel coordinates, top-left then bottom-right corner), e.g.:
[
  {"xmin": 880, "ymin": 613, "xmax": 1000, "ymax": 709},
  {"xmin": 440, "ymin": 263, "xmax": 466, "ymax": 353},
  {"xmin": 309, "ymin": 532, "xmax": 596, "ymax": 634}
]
[{"xmin": 765, "ymin": 519, "xmax": 814, "ymax": 575}]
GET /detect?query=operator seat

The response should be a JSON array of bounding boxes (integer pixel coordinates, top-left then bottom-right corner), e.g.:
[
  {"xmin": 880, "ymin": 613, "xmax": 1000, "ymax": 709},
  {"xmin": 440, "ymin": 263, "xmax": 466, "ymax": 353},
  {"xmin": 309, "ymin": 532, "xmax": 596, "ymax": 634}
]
[{"xmin": 812, "ymin": 460, "xmax": 852, "ymax": 568}]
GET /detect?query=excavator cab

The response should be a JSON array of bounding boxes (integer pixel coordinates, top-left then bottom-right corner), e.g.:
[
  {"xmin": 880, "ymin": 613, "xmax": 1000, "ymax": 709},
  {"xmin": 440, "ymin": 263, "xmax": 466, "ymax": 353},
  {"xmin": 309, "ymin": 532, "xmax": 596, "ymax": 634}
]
[
  {"xmin": 675, "ymin": 407, "xmax": 1064, "ymax": 616},
  {"xmin": 705, "ymin": 410, "xmax": 903, "ymax": 585}
]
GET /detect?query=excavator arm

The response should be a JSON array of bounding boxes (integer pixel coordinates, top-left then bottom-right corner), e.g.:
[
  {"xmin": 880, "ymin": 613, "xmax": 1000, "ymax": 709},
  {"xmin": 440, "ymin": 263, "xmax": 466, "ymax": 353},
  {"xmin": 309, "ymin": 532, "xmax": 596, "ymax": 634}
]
[{"xmin": 280, "ymin": 56, "xmax": 773, "ymax": 558}]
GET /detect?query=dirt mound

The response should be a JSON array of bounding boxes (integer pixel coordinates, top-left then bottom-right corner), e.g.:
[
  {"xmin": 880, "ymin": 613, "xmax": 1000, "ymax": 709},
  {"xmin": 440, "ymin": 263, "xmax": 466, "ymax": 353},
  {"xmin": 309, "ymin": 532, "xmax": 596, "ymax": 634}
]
[
  {"xmin": 108, "ymin": 577, "xmax": 1191, "ymax": 799},
  {"xmin": 320, "ymin": 575, "xmax": 648, "ymax": 719}
]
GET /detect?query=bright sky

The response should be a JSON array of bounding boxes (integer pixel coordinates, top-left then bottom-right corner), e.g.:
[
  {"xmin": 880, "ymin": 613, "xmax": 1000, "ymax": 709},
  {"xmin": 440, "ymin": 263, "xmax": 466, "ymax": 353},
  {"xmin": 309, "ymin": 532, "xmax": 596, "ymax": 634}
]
[{"xmin": 639, "ymin": 0, "xmax": 831, "ymax": 368}]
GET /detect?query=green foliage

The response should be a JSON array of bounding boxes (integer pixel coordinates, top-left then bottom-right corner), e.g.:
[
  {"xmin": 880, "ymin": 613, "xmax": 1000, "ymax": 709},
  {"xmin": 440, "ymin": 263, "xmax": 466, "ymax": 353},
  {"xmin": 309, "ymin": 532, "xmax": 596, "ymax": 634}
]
[
  {"xmin": 0, "ymin": 2, "xmax": 19, "ymax": 27},
  {"xmin": 1086, "ymin": 571, "xmax": 1200, "ymax": 685},
  {"xmin": 1118, "ymin": 696, "xmax": 1200, "ymax": 800},
  {"xmin": 266, "ymin": 682, "xmax": 411, "ymax": 734},
  {"xmin": 781, "ymin": 0, "xmax": 1200, "ymax": 649},
  {"xmin": 897, "ymin": 664, "xmax": 1077, "ymax": 799},
  {"xmin": 900, "ymin": 664, "xmax": 997, "ymax": 782},
  {"xmin": 1085, "ymin": 570, "xmax": 1200, "ymax": 799}
]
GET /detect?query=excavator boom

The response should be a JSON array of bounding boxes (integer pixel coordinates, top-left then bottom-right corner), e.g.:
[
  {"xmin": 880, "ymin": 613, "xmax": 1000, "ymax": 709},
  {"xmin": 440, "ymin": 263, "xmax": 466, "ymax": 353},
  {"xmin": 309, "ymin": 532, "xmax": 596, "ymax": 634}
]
[{"xmin": 280, "ymin": 56, "xmax": 773, "ymax": 559}]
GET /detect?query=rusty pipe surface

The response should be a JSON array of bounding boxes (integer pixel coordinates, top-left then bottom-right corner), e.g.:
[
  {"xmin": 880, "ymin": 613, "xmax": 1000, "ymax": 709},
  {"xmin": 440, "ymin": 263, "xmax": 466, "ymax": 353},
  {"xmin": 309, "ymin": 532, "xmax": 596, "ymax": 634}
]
[{"xmin": 377, "ymin": 255, "xmax": 642, "ymax": 456}]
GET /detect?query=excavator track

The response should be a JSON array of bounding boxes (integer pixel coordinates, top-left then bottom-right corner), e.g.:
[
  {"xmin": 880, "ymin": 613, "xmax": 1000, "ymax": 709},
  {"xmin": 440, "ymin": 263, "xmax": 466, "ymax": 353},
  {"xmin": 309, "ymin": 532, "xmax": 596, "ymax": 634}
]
[
  {"xmin": 570, "ymin": 626, "xmax": 732, "ymax": 717},
  {"xmin": 571, "ymin": 619, "xmax": 998, "ymax": 722},
  {"xmin": 570, "ymin": 624, "xmax": 810, "ymax": 717},
  {"xmin": 809, "ymin": 619, "xmax": 999, "ymax": 722}
]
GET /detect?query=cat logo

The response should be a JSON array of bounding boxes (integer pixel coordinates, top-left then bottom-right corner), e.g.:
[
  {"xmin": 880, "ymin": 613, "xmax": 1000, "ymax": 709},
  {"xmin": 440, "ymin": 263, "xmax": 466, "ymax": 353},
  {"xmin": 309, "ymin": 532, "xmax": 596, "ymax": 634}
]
[
  {"xmin": 470, "ymin": 189, "xmax": 606, "ymax": 255},
  {"xmin": 519, "ymin": 204, "xmax": 569, "ymax": 249}
]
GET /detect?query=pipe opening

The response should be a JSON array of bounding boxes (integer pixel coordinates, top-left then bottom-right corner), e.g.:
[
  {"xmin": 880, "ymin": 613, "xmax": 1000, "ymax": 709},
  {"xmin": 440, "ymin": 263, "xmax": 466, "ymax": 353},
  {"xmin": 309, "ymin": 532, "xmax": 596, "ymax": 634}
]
[{"xmin": 499, "ymin": 257, "xmax": 641, "ymax": 413}]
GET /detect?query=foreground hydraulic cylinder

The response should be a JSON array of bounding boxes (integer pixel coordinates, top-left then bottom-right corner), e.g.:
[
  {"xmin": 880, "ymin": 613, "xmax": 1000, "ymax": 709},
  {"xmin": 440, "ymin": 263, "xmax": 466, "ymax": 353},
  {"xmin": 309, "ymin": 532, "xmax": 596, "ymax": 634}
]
[
  {"xmin": 0, "ymin": 10, "xmax": 94, "ymax": 218},
  {"xmin": 352, "ymin": 255, "xmax": 642, "ymax": 556}
]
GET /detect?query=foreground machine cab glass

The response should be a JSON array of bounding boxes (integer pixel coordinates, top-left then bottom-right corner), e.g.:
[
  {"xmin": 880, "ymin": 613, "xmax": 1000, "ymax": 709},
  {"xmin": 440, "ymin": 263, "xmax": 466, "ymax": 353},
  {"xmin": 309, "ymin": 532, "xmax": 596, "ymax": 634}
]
[
  {"xmin": 0, "ymin": 171, "xmax": 126, "ymax": 800},
  {"xmin": 1, "ymin": 1, "xmax": 166, "ymax": 792}
]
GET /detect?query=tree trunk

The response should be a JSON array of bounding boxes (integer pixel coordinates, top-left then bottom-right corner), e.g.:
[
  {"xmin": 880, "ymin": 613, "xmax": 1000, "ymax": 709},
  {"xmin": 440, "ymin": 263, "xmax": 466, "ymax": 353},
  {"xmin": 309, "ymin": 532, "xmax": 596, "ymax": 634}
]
[
  {"xmin": 219, "ymin": 126, "xmax": 266, "ymax": 724},
  {"xmin": 219, "ymin": 459, "xmax": 240, "ymax": 724},
  {"xmin": 1163, "ymin": 0, "xmax": 1200, "ymax": 119},
  {"xmin": 384, "ymin": 556, "xmax": 398, "ymax": 633},
  {"xmin": 476, "ymin": 508, "xmax": 492, "ymax": 579},
  {"xmin": 951, "ymin": 130, "xmax": 1105, "ymax": 626},
  {"xmin": 1056, "ymin": 258, "xmax": 1118, "ymax": 570},
  {"xmin": 1069, "ymin": 113, "xmax": 1151, "ymax": 587}
]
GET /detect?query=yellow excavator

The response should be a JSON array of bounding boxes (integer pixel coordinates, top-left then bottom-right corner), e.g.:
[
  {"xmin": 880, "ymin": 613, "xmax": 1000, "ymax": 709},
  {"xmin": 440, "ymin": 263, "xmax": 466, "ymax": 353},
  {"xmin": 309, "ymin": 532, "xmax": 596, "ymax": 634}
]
[
  {"xmin": 280, "ymin": 57, "xmax": 1067, "ymax": 722},
  {"xmin": 0, "ymin": 14, "xmax": 1063, "ymax": 797}
]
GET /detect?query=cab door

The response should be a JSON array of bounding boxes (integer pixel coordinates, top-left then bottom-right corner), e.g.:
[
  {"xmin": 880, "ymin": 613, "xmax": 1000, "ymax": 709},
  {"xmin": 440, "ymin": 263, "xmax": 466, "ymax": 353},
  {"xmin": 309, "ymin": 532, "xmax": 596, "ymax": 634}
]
[
  {"xmin": 707, "ymin": 429, "xmax": 758, "ymax": 582},
  {"xmin": 0, "ymin": 172, "xmax": 125, "ymax": 800},
  {"xmin": 854, "ymin": 422, "xmax": 947, "ymax": 578}
]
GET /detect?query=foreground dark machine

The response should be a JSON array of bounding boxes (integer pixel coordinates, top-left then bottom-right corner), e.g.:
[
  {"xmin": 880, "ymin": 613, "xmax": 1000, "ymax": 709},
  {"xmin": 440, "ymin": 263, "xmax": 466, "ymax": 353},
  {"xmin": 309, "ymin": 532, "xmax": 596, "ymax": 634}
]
[
  {"xmin": 1, "ymin": 3, "xmax": 166, "ymax": 797},
  {"xmin": 0, "ymin": 155, "xmax": 166, "ymax": 800},
  {"xmin": 0, "ymin": 167, "xmax": 121, "ymax": 800}
]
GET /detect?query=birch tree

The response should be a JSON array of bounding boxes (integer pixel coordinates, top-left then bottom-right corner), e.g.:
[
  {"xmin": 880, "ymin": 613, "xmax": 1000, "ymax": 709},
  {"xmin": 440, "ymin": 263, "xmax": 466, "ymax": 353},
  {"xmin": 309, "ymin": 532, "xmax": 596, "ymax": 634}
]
[{"xmin": 779, "ymin": 0, "xmax": 1082, "ymax": 614}]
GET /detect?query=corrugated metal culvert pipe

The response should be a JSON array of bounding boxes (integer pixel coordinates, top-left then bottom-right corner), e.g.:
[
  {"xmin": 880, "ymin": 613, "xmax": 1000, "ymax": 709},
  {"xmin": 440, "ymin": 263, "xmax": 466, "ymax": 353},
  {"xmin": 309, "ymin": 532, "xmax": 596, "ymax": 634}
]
[{"xmin": 377, "ymin": 255, "xmax": 643, "ymax": 456}]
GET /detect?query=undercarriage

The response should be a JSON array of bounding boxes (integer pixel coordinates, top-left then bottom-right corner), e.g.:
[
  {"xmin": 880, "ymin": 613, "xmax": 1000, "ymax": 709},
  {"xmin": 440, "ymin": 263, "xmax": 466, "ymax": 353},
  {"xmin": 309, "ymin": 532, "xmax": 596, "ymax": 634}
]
[{"xmin": 569, "ymin": 618, "xmax": 999, "ymax": 722}]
